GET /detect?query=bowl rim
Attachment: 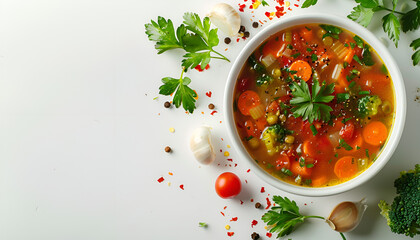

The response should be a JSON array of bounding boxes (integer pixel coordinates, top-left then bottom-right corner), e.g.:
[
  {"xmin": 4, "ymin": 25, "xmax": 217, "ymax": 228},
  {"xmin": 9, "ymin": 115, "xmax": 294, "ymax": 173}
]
[{"xmin": 223, "ymin": 13, "xmax": 406, "ymax": 196}]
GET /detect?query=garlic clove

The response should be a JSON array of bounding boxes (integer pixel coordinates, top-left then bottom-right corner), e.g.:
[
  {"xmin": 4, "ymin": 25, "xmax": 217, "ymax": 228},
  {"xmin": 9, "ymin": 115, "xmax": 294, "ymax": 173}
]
[
  {"xmin": 190, "ymin": 126, "xmax": 216, "ymax": 165},
  {"xmin": 326, "ymin": 198, "xmax": 368, "ymax": 232},
  {"xmin": 207, "ymin": 3, "xmax": 241, "ymax": 37}
]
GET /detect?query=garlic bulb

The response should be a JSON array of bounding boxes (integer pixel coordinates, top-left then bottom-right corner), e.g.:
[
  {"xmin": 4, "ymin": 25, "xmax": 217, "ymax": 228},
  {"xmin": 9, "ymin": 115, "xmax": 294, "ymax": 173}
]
[
  {"xmin": 207, "ymin": 3, "xmax": 241, "ymax": 37},
  {"xmin": 326, "ymin": 198, "xmax": 368, "ymax": 232},
  {"xmin": 190, "ymin": 126, "xmax": 216, "ymax": 165}
]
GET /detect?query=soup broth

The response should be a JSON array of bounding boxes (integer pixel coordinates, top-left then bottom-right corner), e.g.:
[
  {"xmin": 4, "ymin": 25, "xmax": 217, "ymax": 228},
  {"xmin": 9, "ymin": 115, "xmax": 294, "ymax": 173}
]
[{"xmin": 233, "ymin": 24, "xmax": 395, "ymax": 187}]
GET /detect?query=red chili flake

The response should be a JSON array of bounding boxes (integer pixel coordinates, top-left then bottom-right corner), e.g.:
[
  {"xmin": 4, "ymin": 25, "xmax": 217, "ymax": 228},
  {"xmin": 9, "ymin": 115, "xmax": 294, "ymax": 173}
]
[
  {"xmin": 234, "ymin": 163, "xmax": 238, "ymax": 167},
  {"xmin": 179, "ymin": 184, "xmax": 184, "ymax": 190},
  {"xmin": 265, "ymin": 197, "xmax": 272, "ymax": 209},
  {"xmin": 227, "ymin": 232, "xmax": 234, "ymax": 237},
  {"xmin": 194, "ymin": 64, "xmax": 207, "ymax": 72},
  {"xmin": 220, "ymin": 211, "xmax": 225, "ymax": 216},
  {"xmin": 266, "ymin": 232, "xmax": 272, "ymax": 238},
  {"xmin": 240, "ymin": 200, "xmax": 244, "ymax": 205},
  {"xmin": 247, "ymin": 169, "xmax": 251, "ymax": 173},
  {"xmin": 227, "ymin": 158, "xmax": 233, "ymax": 162},
  {"xmin": 224, "ymin": 206, "xmax": 227, "ymax": 210},
  {"xmin": 230, "ymin": 217, "xmax": 238, "ymax": 222},
  {"xmin": 157, "ymin": 177, "xmax": 164, "ymax": 183},
  {"xmin": 251, "ymin": 220, "xmax": 258, "ymax": 228},
  {"xmin": 261, "ymin": 187, "xmax": 265, "ymax": 193},
  {"xmin": 249, "ymin": 4, "xmax": 253, "ymax": 9},
  {"xmin": 205, "ymin": 91, "xmax": 212, "ymax": 97},
  {"xmin": 221, "ymin": 138, "xmax": 224, "ymax": 141},
  {"xmin": 245, "ymin": 180, "xmax": 248, "ymax": 183},
  {"xmin": 294, "ymin": 4, "xmax": 299, "ymax": 7},
  {"xmin": 220, "ymin": 149, "xmax": 223, "ymax": 152},
  {"xmin": 265, "ymin": 11, "xmax": 271, "ymax": 17},
  {"xmin": 250, "ymin": 198, "xmax": 254, "ymax": 202},
  {"xmin": 239, "ymin": 4, "xmax": 246, "ymax": 12},
  {"xmin": 304, "ymin": 203, "xmax": 307, "ymax": 206},
  {"xmin": 210, "ymin": 110, "xmax": 217, "ymax": 115}
]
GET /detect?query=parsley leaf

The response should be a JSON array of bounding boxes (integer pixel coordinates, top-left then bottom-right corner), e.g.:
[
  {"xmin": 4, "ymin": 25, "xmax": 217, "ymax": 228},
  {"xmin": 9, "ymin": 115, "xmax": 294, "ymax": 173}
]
[
  {"xmin": 262, "ymin": 196, "xmax": 345, "ymax": 239},
  {"xmin": 400, "ymin": 1, "xmax": 420, "ymax": 33},
  {"xmin": 353, "ymin": 35, "xmax": 364, "ymax": 48},
  {"xmin": 382, "ymin": 13, "xmax": 401, "ymax": 47},
  {"xmin": 159, "ymin": 71, "xmax": 197, "ymax": 113},
  {"xmin": 198, "ymin": 222, "xmax": 208, "ymax": 228},
  {"xmin": 348, "ymin": 5, "xmax": 374, "ymax": 27},
  {"xmin": 355, "ymin": 0, "xmax": 379, "ymax": 9},
  {"xmin": 145, "ymin": 17, "xmax": 184, "ymax": 54},
  {"xmin": 290, "ymin": 79, "xmax": 335, "ymax": 123},
  {"xmin": 338, "ymin": 139, "xmax": 353, "ymax": 151},
  {"xmin": 410, "ymin": 38, "xmax": 420, "ymax": 65},
  {"xmin": 320, "ymin": 25, "xmax": 342, "ymax": 39},
  {"xmin": 261, "ymin": 0, "xmax": 270, "ymax": 6},
  {"xmin": 146, "ymin": 13, "xmax": 230, "ymax": 113},
  {"xmin": 362, "ymin": 45, "xmax": 375, "ymax": 66},
  {"xmin": 301, "ymin": 0, "xmax": 318, "ymax": 8}
]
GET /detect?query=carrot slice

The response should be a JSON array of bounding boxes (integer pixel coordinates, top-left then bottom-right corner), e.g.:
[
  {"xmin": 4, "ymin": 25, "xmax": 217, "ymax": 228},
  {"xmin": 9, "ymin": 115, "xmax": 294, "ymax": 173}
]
[
  {"xmin": 290, "ymin": 161, "xmax": 313, "ymax": 178},
  {"xmin": 334, "ymin": 156, "xmax": 358, "ymax": 178},
  {"xmin": 362, "ymin": 121, "xmax": 388, "ymax": 146},
  {"xmin": 311, "ymin": 175, "xmax": 328, "ymax": 187},
  {"xmin": 267, "ymin": 100, "xmax": 279, "ymax": 113},
  {"xmin": 237, "ymin": 90, "xmax": 261, "ymax": 116},
  {"xmin": 289, "ymin": 60, "xmax": 312, "ymax": 82}
]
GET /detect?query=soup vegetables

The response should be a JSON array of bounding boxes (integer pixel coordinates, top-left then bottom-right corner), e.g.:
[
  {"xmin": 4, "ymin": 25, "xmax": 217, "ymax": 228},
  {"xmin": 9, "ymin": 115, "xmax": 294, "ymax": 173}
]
[{"xmin": 234, "ymin": 24, "xmax": 394, "ymax": 187}]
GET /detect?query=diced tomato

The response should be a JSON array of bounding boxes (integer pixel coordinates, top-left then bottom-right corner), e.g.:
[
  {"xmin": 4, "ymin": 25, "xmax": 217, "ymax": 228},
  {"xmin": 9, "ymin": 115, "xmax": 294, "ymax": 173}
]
[
  {"xmin": 263, "ymin": 38, "xmax": 285, "ymax": 58},
  {"xmin": 339, "ymin": 121, "xmax": 355, "ymax": 142},
  {"xmin": 302, "ymin": 135, "xmax": 333, "ymax": 162},
  {"xmin": 275, "ymin": 153, "xmax": 291, "ymax": 170},
  {"xmin": 255, "ymin": 117, "xmax": 268, "ymax": 132},
  {"xmin": 244, "ymin": 120, "xmax": 259, "ymax": 138},
  {"xmin": 267, "ymin": 100, "xmax": 279, "ymax": 113},
  {"xmin": 281, "ymin": 56, "xmax": 292, "ymax": 67},
  {"xmin": 237, "ymin": 77, "xmax": 252, "ymax": 92}
]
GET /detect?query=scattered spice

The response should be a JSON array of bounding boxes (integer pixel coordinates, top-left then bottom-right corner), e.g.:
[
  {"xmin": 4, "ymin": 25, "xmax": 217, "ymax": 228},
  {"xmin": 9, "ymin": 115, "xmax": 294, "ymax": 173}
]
[
  {"xmin": 255, "ymin": 202, "xmax": 262, "ymax": 209},
  {"xmin": 210, "ymin": 110, "xmax": 218, "ymax": 115},
  {"xmin": 251, "ymin": 220, "xmax": 258, "ymax": 227},
  {"xmin": 164, "ymin": 101, "xmax": 171, "ymax": 108},
  {"xmin": 179, "ymin": 184, "xmax": 184, "ymax": 190},
  {"xmin": 251, "ymin": 232, "xmax": 260, "ymax": 240},
  {"xmin": 157, "ymin": 177, "xmax": 164, "ymax": 183},
  {"xmin": 265, "ymin": 197, "xmax": 272, "ymax": 209},
  {"xmin": 260, "ymin": 187, "xmax": 265, "ymax": 193},
  {"xmin": 221, "ymin": 211, "xmax": 225, "ymax": 216},
  {"xmin": 239, "ymin": 25, "xmax": 246, "ymax": 33},
  {"xmin": 224, "ymin": 37, "xmax": 231, "ymax": 44},
  {"xmin": 227, "ymin": 232, "xmax": 235, "ymax": 237},
  {"xmin": 224, "ymin": 151, "xmax": 230, "ymax": 157},
  {"xmin": 266, "ymin": 232, "xmax": 272, "ymax": 238},
  {"xmin": 198, "ymin": 222, "xmax": 208, "ymax": 228},
  {"xmin": 194, "ymin": 64, "xmax": 210, "ymax": 72},
  {"xmin": 252, "ymin": 21, "xmax": 259, "ymax": 28},
  {"xmin": 205, "ymin": 91, "xmax": 212, "ymax": 97},
  {"xmin": 164, "ymin": 146, "xmax": 172, "ymax": 153},
  {"xmin": 208, "ymin": 103, "xmax": 215, "ymax": 109},
  {"xmin": 247, "ymin": 169, "xmax": 251, "ymax": 173},
  {"xmin": 225, "ymin": 224, "xmax": 231, "ymax": 230},
  {"xmin": 230, "ymin": 217, "xmax": 238, "ymax": 222},
  {"xmin": 244, "ymin": 31, "xmax": 250, "ymax": 38}
]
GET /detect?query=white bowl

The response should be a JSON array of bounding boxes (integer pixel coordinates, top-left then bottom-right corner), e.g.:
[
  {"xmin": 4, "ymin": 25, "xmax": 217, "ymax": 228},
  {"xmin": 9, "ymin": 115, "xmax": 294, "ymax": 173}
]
[{"xmin": 224, "ymin": 13, "xmax": 406, "ymax": 196}]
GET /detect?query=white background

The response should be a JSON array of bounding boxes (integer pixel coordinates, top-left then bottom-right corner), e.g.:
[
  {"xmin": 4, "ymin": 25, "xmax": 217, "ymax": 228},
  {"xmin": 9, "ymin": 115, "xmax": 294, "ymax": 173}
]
[{"xmin": 0, "ymin": 0, "xmax": 419, "ymax": 239}]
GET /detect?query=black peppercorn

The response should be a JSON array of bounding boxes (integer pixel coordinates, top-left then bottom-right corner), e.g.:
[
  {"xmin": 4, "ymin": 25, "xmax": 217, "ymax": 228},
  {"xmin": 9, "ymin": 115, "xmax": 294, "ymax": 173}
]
[
  {"xmin": 252, "ymin": 22, "xmax": 259, "ymax": 28},
  {"xmin": 224, "ymin": 37, "xmax": 231, "ymax": 44},
  {"xmin": 164, "ymin": 101, "xmax": 171, "ymax": 108}
]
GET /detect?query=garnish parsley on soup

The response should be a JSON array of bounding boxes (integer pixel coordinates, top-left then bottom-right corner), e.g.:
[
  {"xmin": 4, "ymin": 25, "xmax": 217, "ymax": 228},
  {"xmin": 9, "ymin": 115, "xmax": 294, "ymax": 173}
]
[{"xmin": 234, "ymin": 24, "xmax": 394, "ymax": 187}]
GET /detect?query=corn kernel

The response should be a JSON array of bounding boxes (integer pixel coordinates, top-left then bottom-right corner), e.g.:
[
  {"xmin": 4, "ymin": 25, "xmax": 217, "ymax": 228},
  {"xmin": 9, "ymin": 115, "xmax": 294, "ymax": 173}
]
[
  {"xmin": 266, "ymin": 114, "xmax": 278, "ymax": 125},
  {"xmin": 169, "ymin": 127, "xmax": 175, "ymax": 133},
  {"xmin": 248, "ymin": 138, "xmax": 260, "ymax": 149},
  {"xmin": 285, "ymin": 1, "xmax": 290, "ymax": 7},
  {"xmin": 225, "ymin": 224, "xmax": 231, "ymax": 230},
  {"xmin": 224, "ymin": 151, "xmax": 230, "ymax": 157},
  {"xmin": 285, "ymin": 135, "xmax": 295, "ymax": 144}
]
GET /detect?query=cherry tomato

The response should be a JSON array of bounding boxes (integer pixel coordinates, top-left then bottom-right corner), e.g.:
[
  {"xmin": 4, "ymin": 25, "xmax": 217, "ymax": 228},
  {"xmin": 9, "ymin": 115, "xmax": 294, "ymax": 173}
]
[
  {"xmin": 237, "ymin": 78, "xmax": 251, "ymax": 92},
  {"xmin": 339, "ymin": 121, "xmax": 355, "ymax": 142},
  {"xmin": 215, "ymin": 172, "xmax": 241, "ymax": 199}
]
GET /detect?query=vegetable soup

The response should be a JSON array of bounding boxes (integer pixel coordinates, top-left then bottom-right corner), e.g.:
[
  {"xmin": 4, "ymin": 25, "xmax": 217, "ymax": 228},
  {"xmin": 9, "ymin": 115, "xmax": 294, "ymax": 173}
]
[{"xmin": 233, "ymin": 24, "xmax": 395, "ymax": 187}]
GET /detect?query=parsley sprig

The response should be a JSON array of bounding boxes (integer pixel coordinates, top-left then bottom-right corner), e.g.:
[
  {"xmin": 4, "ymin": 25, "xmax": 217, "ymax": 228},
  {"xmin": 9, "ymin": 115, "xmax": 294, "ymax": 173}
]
[
  {"xmin": 290, "ymin": 79, "xmax": 335, "ymax": 123},
  {"xmin": 145, "ymin": 13, "xmax": 229, "ymax": 113},
  {"xmin": 262, "ymin": 196, "xmax": 346, "ymax": 239},
  {"xmin": 302, "ymin": 0, "xmax": 420, "ymax": 66}
]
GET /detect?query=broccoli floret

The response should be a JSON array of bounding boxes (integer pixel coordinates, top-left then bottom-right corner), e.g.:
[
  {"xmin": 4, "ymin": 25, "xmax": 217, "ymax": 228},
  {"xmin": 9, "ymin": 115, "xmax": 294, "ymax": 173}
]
[
  {"xmin": 378, "ymin": 164, "xmax": 420, "ymax": 238},
  {"xmin": 357, "ymin": 95, "xmax": 382, "ymax": 118},
  {"xmin": 266, "ymin": 124, "xmax": 293, "ymax": 143}
]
